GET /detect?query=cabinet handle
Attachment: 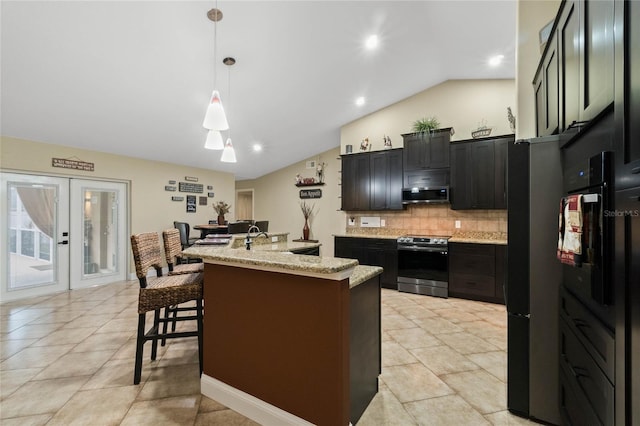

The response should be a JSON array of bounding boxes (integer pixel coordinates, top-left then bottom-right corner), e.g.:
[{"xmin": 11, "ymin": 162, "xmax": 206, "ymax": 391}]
[
  {"xmin": 573, "ymin": 318, "xmax": 589, "ymax": 329},
  {"xmin": 631, "ymin": 166, "xmax": 640, "ymax": 175}
]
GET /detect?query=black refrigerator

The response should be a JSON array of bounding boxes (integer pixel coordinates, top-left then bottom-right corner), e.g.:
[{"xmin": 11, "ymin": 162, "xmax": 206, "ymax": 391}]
[{"xmin": 506, "ymin": 136, "xmax": 562, "ymax": 424}]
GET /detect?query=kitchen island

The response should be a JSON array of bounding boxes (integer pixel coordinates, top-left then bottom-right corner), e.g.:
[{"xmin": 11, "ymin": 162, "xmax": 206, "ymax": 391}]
[{"xmin": 183, "ymin": 234, "xmax": 382, "ymax": 426}]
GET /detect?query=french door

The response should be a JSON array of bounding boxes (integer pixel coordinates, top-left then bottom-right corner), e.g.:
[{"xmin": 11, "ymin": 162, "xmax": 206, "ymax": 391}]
[{"xmin": 0, "ymin": 173, "xmax": 128, "ymax": 301}]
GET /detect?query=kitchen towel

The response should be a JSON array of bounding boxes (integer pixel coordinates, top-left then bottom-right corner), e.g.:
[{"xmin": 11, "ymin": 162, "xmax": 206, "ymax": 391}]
[{"xmin": 557, "ymin": 194, "xmax": 583, "ymax": 266}]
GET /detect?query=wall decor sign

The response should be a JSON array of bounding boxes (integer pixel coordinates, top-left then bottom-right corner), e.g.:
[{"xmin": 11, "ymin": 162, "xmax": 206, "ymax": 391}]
[
  {"xmin": 165, "ymin": 185, "xmax": 176, "ymax": 191},
  {"xmin": 184, "ymin": 176, "xmax": 198, "ymax": 182},
  {"xmin": 171, "ymin": 196, "xmax": 184, "ymax": 202},
  {"xmin": 199, "ymin": 196, "xmax": 208, "ymax": 206},
  {"xmin": 52, "ymin": 158, "xmax": 94, "ymax": 171},
  {"xmin": 207, "ymin": 192, "xmax": 215, "ymax": 198},
  {"xmin": 168, "ymin": 180, "xmax": 176, "ymax": 184},
  {"xmin": 299, "ymin": 189, "xmax": 322, "ymax": 199},
  {"xmin": 179, "ymin": 182, "xmax": 204, "ymax": 193},
  {"xmin": 186, "ymin": 195, "xmax": 196, "ymax": 212},
  {"xmin": 207, "ymin": 185, "xmax": 213, "ymax": 190}
]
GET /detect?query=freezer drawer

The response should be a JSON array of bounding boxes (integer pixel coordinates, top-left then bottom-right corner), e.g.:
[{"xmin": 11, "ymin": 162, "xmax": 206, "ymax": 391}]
[{"xmin": 560, "ymin": 317, "xmax": 614, "ymax": 425}]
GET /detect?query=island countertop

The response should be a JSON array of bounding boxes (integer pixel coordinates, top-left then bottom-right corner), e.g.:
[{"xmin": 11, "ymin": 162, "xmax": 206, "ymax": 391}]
[{"xmin": 182, "ymin": 243, "xmax": 357, "ymax": 279}]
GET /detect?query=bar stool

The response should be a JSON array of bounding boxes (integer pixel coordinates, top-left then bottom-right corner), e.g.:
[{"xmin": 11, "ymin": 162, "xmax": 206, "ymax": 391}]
[{"xmin": 130, "ymin": 232, "xmax": 203, "ymax": 384}]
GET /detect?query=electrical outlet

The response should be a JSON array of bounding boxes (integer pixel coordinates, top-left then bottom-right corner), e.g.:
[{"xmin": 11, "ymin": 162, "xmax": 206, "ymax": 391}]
[
  {"xmin": 271, "ymin": 236, "xmax": 278, "ymax": 243},
  {"xmin": 348, "ymin": 217, "xmax": 355, "ymax": 226},
  {"xmin": 380, "ymin": 219, "xmax": 386, "ymax": 227},
  {"xmin": 455, "ymin": 220, "xmax": 461, "ymax": 229}
]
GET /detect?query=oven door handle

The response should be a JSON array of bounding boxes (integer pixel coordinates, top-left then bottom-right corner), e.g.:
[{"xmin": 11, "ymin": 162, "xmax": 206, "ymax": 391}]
[{"xmin": 398, "ymin": 246, "xmax": 448, "ymax": 254}]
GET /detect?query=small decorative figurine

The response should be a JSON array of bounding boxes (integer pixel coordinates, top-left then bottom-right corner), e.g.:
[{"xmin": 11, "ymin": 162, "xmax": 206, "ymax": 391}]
[
  {"xmin": 383, "ymin": 135, "xmax": 392, "ymax": 149},
  {"xmin": 507, "ymin": 107, "xmax": 516, "ymax": 133},
  {"xmin": 316, "ymin": 161, "xmax": 326, "ymax": 184},
  {"xmin": 295, "ymin": 174, "xmax": 302, "ymax": 184},
  {"xmin": 360, "ymin": 137, "xmax": 369, "ymax": 151}
]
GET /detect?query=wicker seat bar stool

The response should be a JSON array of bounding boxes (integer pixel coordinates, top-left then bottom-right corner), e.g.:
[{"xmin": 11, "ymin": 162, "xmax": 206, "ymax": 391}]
[
  {"xmin": 130, "ymin": 232, "xmax": 204, "ymax": 385},
  {"xmin": 162, "ymin": 229, "xmax": 204, "ymax": 275},
  {"xmin": 160, "ymin": 228, "xmax": 204, "ymax": 346}
]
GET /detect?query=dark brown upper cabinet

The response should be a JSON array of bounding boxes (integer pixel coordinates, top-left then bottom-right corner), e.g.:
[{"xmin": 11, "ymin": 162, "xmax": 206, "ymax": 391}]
[
  {"xmin": 402, "ymin": 128, "xmax": 452, "ymax": 171},
  {"xmin": 341, "ymin": 149, "xmax": 403, "ymax": 211},
  {"xmin": 535, "ymin": 0, "xmax": 614, "ymax": 137},
  {"xmin": 614, "ymin": 0, "xmax": 640, "ymax": 190},
  {"xmin": 449, "ymin": 134, "xmax": 513, "ymax": 210}
]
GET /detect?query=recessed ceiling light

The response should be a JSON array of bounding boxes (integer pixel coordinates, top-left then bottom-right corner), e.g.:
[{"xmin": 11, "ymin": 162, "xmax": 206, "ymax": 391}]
[
  {"xmin": 489, "ymin": 54, "xmax": 505, "ymax": 67},
  {"xmin": 252, "ymin": 144, "xmax": 263, "ymax": 152},
  {"xmin": 365, "ymin": 35, "xmax": 379, "ymax": 50},
  {"xmin": 355, "ymin": 97, "xmax": 365, "ymax": 106}
]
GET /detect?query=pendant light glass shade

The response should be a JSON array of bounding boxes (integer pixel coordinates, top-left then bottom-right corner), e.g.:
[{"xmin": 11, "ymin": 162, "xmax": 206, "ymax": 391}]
[
  {"xmin": 204, "ymin": 129, "xmax": 224, "ymax": 150},
  {"xmin": 203, "ymin": 90, "xmax": 229, "ymax": 130},
  {"xmin": 220, "ymin": 138, "xmax": 237, "ymax": 163}
]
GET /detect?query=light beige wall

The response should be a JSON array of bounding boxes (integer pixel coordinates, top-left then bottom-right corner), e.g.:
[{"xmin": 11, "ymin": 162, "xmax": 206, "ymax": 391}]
[
  {"xmin": 236, "ymin": 147, "xmax": 344, "ymax": 257},
  {"xmin": 516, "ymin": 0, "xmax": 561, "ymax": 139},
  {"xmin": 340, "ymin": 79, "xmax": 515, "ymax": 154},
  {"xmin": 1, "ymin": 136, "xmax": 236, "ymax": 270}
]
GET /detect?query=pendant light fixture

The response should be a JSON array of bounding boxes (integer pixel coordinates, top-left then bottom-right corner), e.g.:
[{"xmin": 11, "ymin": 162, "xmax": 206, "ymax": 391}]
[
  {"xmin": 220, "ymin": 56, "xmax": 237, "ymax": 163},
  {"xmin": 203, "ymin": 4, "xmax": 229, "ymax": 133},
  {"xmin": 204, "ymin": 129, "xmax": 224, "ymax": 150}
]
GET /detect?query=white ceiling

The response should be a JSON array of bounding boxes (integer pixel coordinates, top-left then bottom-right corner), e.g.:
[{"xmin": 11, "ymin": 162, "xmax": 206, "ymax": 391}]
[{"xmin": 1, "ymin": 1, "xmax": 516, "ymax": 180}]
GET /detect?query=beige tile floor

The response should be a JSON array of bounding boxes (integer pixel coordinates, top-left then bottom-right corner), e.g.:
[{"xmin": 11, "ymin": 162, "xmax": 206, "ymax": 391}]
[{"xmin": 1, "ymin": 282, "xmax": 536, "ymax": 425}]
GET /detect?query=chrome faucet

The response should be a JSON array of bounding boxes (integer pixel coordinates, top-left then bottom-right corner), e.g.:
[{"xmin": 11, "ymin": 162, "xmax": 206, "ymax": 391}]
[{"xmin": 244, "ymin": 225, "xmax": 269, "ymax": 250}]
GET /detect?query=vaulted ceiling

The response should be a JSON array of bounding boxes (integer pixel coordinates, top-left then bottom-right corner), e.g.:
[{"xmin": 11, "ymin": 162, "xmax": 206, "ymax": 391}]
[{"xmin": 1, "ymin": 1, "xmax": 516, "ymax": 180}]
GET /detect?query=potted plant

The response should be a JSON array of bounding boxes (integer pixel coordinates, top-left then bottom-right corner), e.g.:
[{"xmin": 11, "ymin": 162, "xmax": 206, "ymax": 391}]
[
  {"xmin": 299, "ymin": 201, "xmax": 315, "ymax": 240},
  {"xmin": 213, "ymin": 200, "xmax": 231, "ymax": 225},
  {"xmin": 411, "ymin": 116, "xmax": 440, "ymax": 136}
]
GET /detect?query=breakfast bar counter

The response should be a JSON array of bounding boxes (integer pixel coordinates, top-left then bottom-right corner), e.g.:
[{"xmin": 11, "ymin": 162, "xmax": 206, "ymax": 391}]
[{"xmin": 182, "ymin": 234, "xmax": 381, "ymax": 425}]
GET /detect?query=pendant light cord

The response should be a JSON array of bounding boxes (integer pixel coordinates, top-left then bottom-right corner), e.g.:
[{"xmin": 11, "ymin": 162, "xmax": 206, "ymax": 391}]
[{"xmin": 213, "ymin": 0, "xmax": 218, "ymax": 89}]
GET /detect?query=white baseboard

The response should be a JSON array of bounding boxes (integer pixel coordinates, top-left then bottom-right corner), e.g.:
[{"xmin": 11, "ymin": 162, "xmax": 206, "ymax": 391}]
[{"xmin": 200, "ymin": 375, "xmax": 315, "ymax": 426}]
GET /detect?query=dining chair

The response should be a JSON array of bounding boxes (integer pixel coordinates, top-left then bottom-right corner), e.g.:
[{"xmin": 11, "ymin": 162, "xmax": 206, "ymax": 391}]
[
  {"xmin": 254, "ymin": 220, "xmax": 269, "ymax": 232},
  {"xmin": 227, "ymin": 221, "xmax": 251, "ymax": 234},
  {"xmin": 173, "ymin": 221, "xmax": 198, "ymax": 249},
  {"xmin": 130, "ymin": 232, "xmax": 203, "ymax": 385}
]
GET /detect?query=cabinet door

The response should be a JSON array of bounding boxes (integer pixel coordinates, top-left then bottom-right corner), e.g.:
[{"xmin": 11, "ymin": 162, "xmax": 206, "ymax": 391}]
[
  {"xmin": 402, "ymin": 134, "xmax": 427, "ymax": 170},
  {"xmin": 341, "ymin": 154, "xmax": 370, "ymax": 211},
  {"xmin": 537, "ymin": 32, "xmax": 559, "ymax": 136},
  {"xmin": 471, "ymin": 141, "xmax": 495, "ymax": 209},
  {"xmin": 559, "ymin": 0, "xmax": 580, "ymax": 131},
  {"xmin": 580, "ymin": 0, "xmax": 614, "ymax": 121},
  {"xmin": 493, "ymin": 138, "xmax": 508, "ymax": 209},
  {"xmin": 428, "ymin": 132, "xmax": 450, "ymax": 168},
  {"xmin": 370, "ymin": 150, "xmax": 403, "ymax": 211},
  {"xmin": 614, "ymin": 0, "xmax": 640, "ymax": 190},
  {"xmin": 370, "ymin": 152, "xmax": 389, "ymax": 211},
  {"xmin": 387, "ymin": 149, "xmax": 404, "ymax": 210},
  {"xmin": 450, "ymin": 143, "xmax": 472, "ymax": 210}
]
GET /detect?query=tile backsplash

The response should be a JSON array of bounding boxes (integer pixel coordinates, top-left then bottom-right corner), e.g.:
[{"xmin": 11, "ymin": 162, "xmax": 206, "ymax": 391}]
[{"xmin": 345, "ymin": 204, "xmax": 507, "ymax": 237}]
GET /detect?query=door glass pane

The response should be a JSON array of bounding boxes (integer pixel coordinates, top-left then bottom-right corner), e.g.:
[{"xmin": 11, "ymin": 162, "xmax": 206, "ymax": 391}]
[
  {"xmin": 7, "ymin": 184, "xmax": 56, "ymax": 289},
  {"xmin": 82, "ymin": 189, "xmax": 118, "ymax": 276}
]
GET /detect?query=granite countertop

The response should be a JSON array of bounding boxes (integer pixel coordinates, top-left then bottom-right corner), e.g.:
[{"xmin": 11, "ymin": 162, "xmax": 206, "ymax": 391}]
[
  {"xmin": 182, "ymin": 244, "xmax": 357, "ymax": 278},
  {"xmin": 448, "ymin": 231, "xmax": 508, "ymax": 245},
  {"xmin": 349, "ymin": 265, "xmax": 383, "ymax": 289}
]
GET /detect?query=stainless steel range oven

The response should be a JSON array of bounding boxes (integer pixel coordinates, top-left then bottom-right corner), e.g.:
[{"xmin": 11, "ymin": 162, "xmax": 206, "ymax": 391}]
[{"xmin": 397, "ymin": 236, "xmax": 449, "ymax": 298}]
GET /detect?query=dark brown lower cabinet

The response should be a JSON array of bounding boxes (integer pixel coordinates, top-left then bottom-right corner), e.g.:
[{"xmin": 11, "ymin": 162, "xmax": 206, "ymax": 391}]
[
  {"xmin": 448, "ymin": 242, "xmax": 505, "ymax": 304},
  {"xmin": 335, "ymin": 237, "xmax": 398, "ymax": 289}
]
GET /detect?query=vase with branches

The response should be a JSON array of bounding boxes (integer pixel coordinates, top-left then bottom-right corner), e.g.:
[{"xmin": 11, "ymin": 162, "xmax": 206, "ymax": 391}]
[
  {"xmin": 299, "ymin": 201, "xmax": 315, "ymax": 240},
  {"xmin": 213, "ymin": 201, "xmax": 231, "ymax": 225}
]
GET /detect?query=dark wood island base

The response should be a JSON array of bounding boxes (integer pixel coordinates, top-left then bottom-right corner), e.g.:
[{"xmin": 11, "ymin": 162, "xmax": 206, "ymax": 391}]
[{"xmin": 199, "ymin": 262, "xmax": 381, "ymax": 425}]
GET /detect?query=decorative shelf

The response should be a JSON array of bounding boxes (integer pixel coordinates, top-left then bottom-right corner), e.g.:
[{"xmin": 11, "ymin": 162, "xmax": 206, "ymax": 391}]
[{"xmin": 295, "ymin": 182, "xmax": 325, "ymax": 187}]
